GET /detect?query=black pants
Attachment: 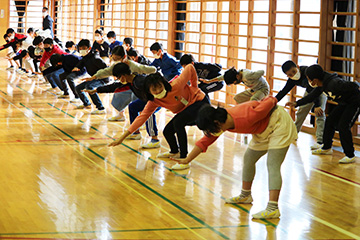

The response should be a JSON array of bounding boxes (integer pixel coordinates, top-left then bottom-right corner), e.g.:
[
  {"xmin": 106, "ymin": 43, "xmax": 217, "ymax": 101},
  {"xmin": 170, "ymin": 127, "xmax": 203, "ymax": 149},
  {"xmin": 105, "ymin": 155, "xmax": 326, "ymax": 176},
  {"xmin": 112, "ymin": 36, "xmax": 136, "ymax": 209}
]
[
  {"xmin": 59, "ymin": 71, "xmax": 85, "ymax": 97},
  {"xmin": 28, "ymin": 46, "xmax": 40, "ymax": 72},
  {"xmin": 13, "ymin": 50, "xmax": 28, "ymax": 69},
  {"xmin": 323, "ymin": 103, "xmax": 360, "ymax": 158},
  {"xmin": 199, "ymin": 81, "xmax": 224, "ymax": 94},
  {"xmin": 163, "ymin": 96, "xmax": 210, "ymax": 158}
]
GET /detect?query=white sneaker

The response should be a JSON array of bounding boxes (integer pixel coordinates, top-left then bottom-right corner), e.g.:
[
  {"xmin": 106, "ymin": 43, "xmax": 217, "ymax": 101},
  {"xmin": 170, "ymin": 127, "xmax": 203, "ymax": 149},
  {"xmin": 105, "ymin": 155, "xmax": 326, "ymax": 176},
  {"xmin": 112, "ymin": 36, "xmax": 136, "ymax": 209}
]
[
  {"xmin": 141, "ymin": 141, "xmax": 160, "ymax": 149},
  {"xmin": 312, "ymin": 148, "xmax": 333, "ymax": 155},
  {"xmin": 16, "ymin": 69, "xmax": 25, "ymax": 75},
  {"xmin": 310, "ymin": 143, "xmax": 323, "ymax": 150},
  {"xmin": 225, "ymin": 194, "xmax": 253, "ymax": 204},
  {"xmin": 70, "ymin": 98, "xmax": 82, "ymax": 103},
  {"xmin": 126, "ymin": 133, "xmax": 141, "ymax": 140},
  {"xmin": 339, "ymin": 156, "xmax": 355, "ymax": 164},
  {"xmin": 157, "ymin": 152, "xmax": 180, "ymax": 158},
  {"xmin": 252, "ymin": 208, "xmax": 280, "ymax": 219},
  {"xmin": 171, "ymin": 163, "xmax": 190, "ymax": 170},
  {"xmin": 108, "ymin": 116, "xmax": 125, "ymax": 121},
  {"xmin": 91, "ymin": 109, "xmax": 106, "ymax": 115}
]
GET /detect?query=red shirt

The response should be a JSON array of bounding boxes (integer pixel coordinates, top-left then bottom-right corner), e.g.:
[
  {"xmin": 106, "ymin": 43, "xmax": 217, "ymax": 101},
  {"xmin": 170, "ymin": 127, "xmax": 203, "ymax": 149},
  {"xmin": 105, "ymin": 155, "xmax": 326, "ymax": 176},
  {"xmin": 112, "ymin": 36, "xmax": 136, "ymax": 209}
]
[
  {"xmin": 195, "ymin": 96, "xmax": 278, "ymax": 152},
  {"xmin": 40, "ymin": 45, "xmax": 67, "ymax": 68}
]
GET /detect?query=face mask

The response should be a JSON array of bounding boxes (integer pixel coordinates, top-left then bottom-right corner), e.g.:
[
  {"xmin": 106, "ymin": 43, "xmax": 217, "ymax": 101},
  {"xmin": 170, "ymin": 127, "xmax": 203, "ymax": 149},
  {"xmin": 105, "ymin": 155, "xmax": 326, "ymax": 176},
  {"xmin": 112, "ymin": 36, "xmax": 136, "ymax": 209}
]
[
  {"xmin": 153, "ymin": 88, "xmax": 167, "ymax": 99},
  {"xmin": 44, "ymin": 47, "xmax": 52, "ymax": 52},
  {"xmin": 153, "ymin": 52, "xmax": 161, "ymax": 59},
  {"xmin": 95, "ymin": 36, "xmax": 101, "ymax": 41},
  {"xmin": 290, "ymin": 68, "xmax": 301, "ymax": 80},
  {"xmin": 9, "ymin": 35, "xmax": 14, "ymax": 40},
  {"xmin": 79, "ymin": 50, "xmax": 88, "ymax": 56},
  {"xmin": 308, "ymin": 80, "xmax": 318, "ymax": 88},
  {"xmin": 211, "ymin": 130, "xmax": 223, "ymax": 137},
  {"xmin": 42, "ymin": 12, "xmax": 47, "ymax": 17}
]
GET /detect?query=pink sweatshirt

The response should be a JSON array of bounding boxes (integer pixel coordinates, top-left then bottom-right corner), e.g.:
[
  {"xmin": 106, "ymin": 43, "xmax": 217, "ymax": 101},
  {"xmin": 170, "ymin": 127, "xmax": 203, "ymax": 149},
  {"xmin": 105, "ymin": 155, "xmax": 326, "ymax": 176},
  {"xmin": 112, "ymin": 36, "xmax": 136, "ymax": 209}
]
[
  {"xmin": 195, "ymin": 96, "xmax": 278, "ymax": 152},
  {"xmin": 127, "ymin": 64, "xmax": 205, "ymax": 133}
]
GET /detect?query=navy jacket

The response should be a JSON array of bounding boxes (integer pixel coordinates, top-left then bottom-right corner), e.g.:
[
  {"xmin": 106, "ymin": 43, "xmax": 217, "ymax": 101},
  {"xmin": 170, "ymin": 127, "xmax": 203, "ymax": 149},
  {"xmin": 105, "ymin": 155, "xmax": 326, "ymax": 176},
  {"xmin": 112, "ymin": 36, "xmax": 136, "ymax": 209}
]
[
  {"xmin": 92, "ymin": 41, "xmax": 110, "ymax": 58},
  {"xmin": 75, "ymin": 52, "xmax": 109, "ymax": 82},
  {"xmin": 61, "ymin": 54, "xmax": 85, "ymax": 73},
  {"xmin": 150, "ymin": 52, "xmax": 182, "ymax": 81}
]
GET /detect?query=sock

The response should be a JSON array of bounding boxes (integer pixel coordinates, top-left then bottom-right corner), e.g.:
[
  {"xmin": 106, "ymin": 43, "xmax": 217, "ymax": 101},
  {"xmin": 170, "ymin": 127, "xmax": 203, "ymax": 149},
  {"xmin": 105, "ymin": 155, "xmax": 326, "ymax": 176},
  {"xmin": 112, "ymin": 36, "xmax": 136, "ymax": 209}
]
[
  {"xmin": 266, "ymin": 201, "xmax": 278, "ymax": 211},
  {"xmin": 240, "ymin": 189, "xmax": 251, "ymax": 198}
]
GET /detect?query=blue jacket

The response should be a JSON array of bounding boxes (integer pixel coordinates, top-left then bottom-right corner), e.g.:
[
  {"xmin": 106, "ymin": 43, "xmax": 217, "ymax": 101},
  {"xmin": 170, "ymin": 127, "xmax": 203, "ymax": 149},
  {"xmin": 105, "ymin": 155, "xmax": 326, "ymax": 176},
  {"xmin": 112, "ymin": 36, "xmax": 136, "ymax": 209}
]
[
  {"xmin": 150, "ymin": 52, "xmax": 182, "ymax": 81},
  {"xmin": 61, "ymin": 54, "xmax": 85, "ymax": 73},
  {"xmin": 109, "ymin": 40, "xmax": 123, "ymax": 52}
]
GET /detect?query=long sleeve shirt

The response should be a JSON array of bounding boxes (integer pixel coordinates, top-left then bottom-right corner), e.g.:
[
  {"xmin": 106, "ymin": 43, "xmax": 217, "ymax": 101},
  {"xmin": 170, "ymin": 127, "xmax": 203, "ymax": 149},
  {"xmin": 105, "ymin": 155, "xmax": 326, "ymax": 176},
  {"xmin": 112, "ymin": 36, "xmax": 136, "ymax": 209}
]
[
  {"xmin": 195, "ymin": 96, "xmax": 278, "ymax": 152},
  {"xmin": 127, "ymin": 64, "xmax": 205, "ymax": 133},
  {"xmin": 75, "ymin": 52, "xmax": 108, "ymax": 81},
  {"xmin": 150, "ymin": 52, "xmax": 182, "ymax": 81},
  {"xmin": 93, "ymin": 60, "xmax": 157, "ymax": 79},
  {"xmin": 0, "ymin": 33, "xmax": 27, "ymax": 51},
  {"xmin": 109, "ymin": 40, "xmax": 122, "ymax": 52},
  {"xmin": 92, "ymin": 40, "xmax": 110, "ymax": 58},
  {"xmin": 40, "ymin": 44, "xmax": 67, "ymax": 68},
  {"xmin": 61, "ymin": 54, "xmax": 84, "ymax": 73},
  {"xmin": 194, "ymin": 62, "xmax": 222, "ymax": 79},
  {"xmin": 215, "ymin": 69, "xmax": 269, "ymax": 91},
  {"xmin": 296, "ymin": 72, "xmax": 360, "ymax": 107},
  {"xmin": 275, "ymin": 66, "xmax": 320, "ymax": 107}
]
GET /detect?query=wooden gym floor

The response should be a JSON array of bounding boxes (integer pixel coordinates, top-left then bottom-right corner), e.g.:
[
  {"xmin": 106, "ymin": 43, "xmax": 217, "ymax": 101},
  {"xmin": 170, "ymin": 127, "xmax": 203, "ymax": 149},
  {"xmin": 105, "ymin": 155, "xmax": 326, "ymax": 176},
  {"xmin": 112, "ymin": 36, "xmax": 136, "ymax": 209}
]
[{"xmin": 0, "ymin": 61, "xmax": 359, "ymax": 240}]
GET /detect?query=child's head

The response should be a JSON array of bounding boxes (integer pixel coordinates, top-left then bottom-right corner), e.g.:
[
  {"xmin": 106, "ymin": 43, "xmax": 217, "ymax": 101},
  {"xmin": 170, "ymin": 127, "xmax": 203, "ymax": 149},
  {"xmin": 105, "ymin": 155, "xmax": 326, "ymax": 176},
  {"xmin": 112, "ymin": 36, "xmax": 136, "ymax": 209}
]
[
  {"xmin": 305, "ymin": 64, "xmax": 324, "ymax": 87},
  {"xmin": 27, "ymin": 28, "xmax": 34, "ymax": 38},
  {"xmin": 196, "ymin": 104, "xmax": 228, "ymax": 136},
  {"xmin": 6, "ymin": 28, "xmax": 15, "ymax": 40},
  {"xmin": 111, "ymin": 45, "xmax": 126, "ymax": 61},
  {"xmin": 77, "ymin": 39, "xmax": 91, "ymax": 56},
  {"xmin": 150, "ymin": 42, "xmax": 163, "ymax": 59},
  {"xmin": 32, "ymin": 36, "xmax": 44, "ymax": 48},
  {"xmin": 180, "ymin": 54, "xmax": 195, "ymax": 68},
  {"xmin": 107, "ymin": 31, "xmax": 116, "ymax": 43},
  {"xmin": 127, "ymin": 47, "xmax": 139, "ymax": 62},
  {"xmin": 65, "ymin": 41, "xmax": 76, "ymax": 52},
  {"xmin": 112, "ymin": 62, "xmax": 132, "ymax": 84},
  {"xmin": 282, "ymin": 60, "xmax": 300, "ymax": 80},
  {"xmin": 43, "ymin": 38, "xmax": 54, "ymax": 52},
  {"xmin": 3, "ymin": 34, "xmax": 9, "ymax": 42},
  {"xmin": 144, "ymin": 72, "xmax": 172, "ymax": 101},
  {"xmin": 42, "ymin": 7, "xmax": 49, "ymax": 17},
  {"xmin": 123, "ymin": 37, "xmax": 133, "ymax": 51},
  {"xmin": 224, "ymin": 67, "xmax": 241, "ymax": 85},
  {"xmin": 50, "ymin": 53, "xmax": 63, "ymax": 66},
  {"xmin": 94, "ymin": 29, "xmax": 104, "ymax": 43}
]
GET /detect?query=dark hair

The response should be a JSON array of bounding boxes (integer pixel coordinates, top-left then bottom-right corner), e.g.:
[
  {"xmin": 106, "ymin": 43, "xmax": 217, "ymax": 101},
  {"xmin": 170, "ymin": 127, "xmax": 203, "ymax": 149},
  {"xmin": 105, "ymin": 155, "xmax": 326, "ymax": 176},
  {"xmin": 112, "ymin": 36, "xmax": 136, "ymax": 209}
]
[
  {"xmin": 196, "ymin": 105, "xmax": 228, "ymax": 135},
  {"xmin": 144, "ymin": 72, "xmax": 172, "ymax": 101},
  {"xmin": 42, "ymin": 7, "xmax": 48, "ymax": 11},
  {"xmin": 111, "ymin": 45, "xmax": 126, "ymax": 57},
  {"xmin": 112, "ymin": 63, "xmax": 131, "ymax": 78},
  {"xmin": 3, "ymin": 34, "xmax": 8, "ymax": 40},
  {"xmin": 123, "ymin": 37, "xmax": 133, "ymax": 46},
  {"xmin": 65, "ymin": 41, "xmax": 75, "ymax": 48},
  {"xmin": 180, "ymin": 54, "xmax": 195, "ymax": 66},
  {"xmin": 27, "ymin": 28, "xmax": 34, "ymax": 34},
  {"xmin": 150, "ymin": 42, "xmax": 163, "ymax": 51},
  {"xmin": 127, "ymin": 47, "xmax": 139, "ymax": 57},
  {"xmin": 107, "ymin": 31, "xmax": 116, "ymax": 38},
  {"xmin": 6, "ymin": 28, "xmax": 15, "ymax": 35},
  {"xmin": 50, "ymin": 54, "xmax": 62, "ymax": 66},
  {"xmin": 223, "ymin": 67, "xmax": 239, "ymax": 85},
  {"xmin": 43, "ymin": 38, "xmax": 54, "ymax": 45},
  {"xmin": 77, "ymin": 39, "xmax": 91, "ymax": 48},
  {"xmin": 281, "ymin": 60, "xmax": 297, "ymax": 73},
  {"xmin": 32, "ymin": 36, "xmax": 44, "ymax": 46},
  {"xmin": 306, "ymin": 64, "xmax": 325, "ymax": 81},
  {"xmin": 95, "ymin": 29, "xmax": 104, "ymax": 36}
]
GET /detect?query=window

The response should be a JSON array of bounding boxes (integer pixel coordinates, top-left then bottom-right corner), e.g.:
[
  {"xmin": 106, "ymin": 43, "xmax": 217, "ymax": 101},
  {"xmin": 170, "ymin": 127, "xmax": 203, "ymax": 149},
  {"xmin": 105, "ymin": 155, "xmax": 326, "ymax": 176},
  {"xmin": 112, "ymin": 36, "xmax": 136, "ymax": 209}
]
[{"xmin": 9, "ymin": 0, "xmax": 43, "ymax": 33}]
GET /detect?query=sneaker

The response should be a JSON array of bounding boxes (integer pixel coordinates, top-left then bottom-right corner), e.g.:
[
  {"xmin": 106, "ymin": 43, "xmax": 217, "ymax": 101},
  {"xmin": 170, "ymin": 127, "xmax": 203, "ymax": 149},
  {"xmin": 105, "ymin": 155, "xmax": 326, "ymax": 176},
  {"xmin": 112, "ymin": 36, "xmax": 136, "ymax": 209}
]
[
  {"xmin": 108, "ymin": 116, "xmax": 125, "ymax": 121},
  {"xmin": 46, "ymin": 87, "xmax": 55, "ymax": 92},
  {"xmin": 70, "ymin": 98, "xmax": 82, "ymax": 103},
  {"xmin": 310, "ymin": 143, "xmax": 323, "ymax": 150},
  {"xmin": 157, "ymin": 152, "xmax": 180, "ymax": 158},
  {"xmin": 171, "ymin": 163, "xmax": 190, "ymax": 170},
  {"xmin": 91, "ymin": 109, "xmax": 106, "ymax": 115},
  {"xmin": 6, "ymin": 66, "xmax": 14, "ymax": 70},
  {"xmin": 339, "ymin": 156, "xmax": 355, "ymax": 164},
  {"xmin": 16, "ymin": 69, "xmax": 25, "ymax": 75},
  {"xmin": 27, "ymin": 73, "xmax": 37, "ymax": 78},
  {"xmin": 252, "ymin": 208, "xmax": 280, "ymax": 219},
  {"xmin": 57, "ymin": 94, "xmax": 70, "ymax": 99},
  {"xmin": 312, "ymin": 148, "xmax": 333, "ymax": 155},
  {"xmin": 141, "ymin": 140, "xmax": 160, "ymax": 149},
  {"xmin": 76, "ymin": 105, "xmax": 91, "ymax": 109},
  {"xmin": 126, "ymin": 133, "xmax": 141, "ymax": 140},
  {"xmin": 225, "ymin": 194, "xmax": 253, "ymax": 204}
]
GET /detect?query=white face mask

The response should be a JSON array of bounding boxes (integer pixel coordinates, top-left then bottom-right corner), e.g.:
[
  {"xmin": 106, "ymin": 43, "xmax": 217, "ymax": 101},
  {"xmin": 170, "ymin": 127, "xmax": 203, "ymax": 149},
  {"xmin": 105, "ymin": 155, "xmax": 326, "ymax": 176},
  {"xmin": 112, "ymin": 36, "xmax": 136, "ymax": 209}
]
[
  {"xmin": 42, "ymin": 12, "xmax": 47, "ymax": 17},
  {"xmin": 153, "ymin": 88, "xmax": 167, "ymax": 99},
  {"xmin": 308, "ymin": 80, "xmax": 318, "ymax": 88},
  {"xmin": 290, "ymin": 68, "xmax": 301, "ymax": 80},
  {"xmin": 9, "ymin": 34, "xmax": 14, "ymax": 40},
  {"xmin": 153, "ymin": 52, "xmax": 161, "ymax": 59},
  {"xmin": 211, "ymin": 130, "xmax": 223, "ymax": 137},
  {"xmin": 79, "ymin": 50, "xmax": 88, "ymax": 56},
  {"xmin": 95, "ymin": 36, "xmax": 101, "ymax": 41}
]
